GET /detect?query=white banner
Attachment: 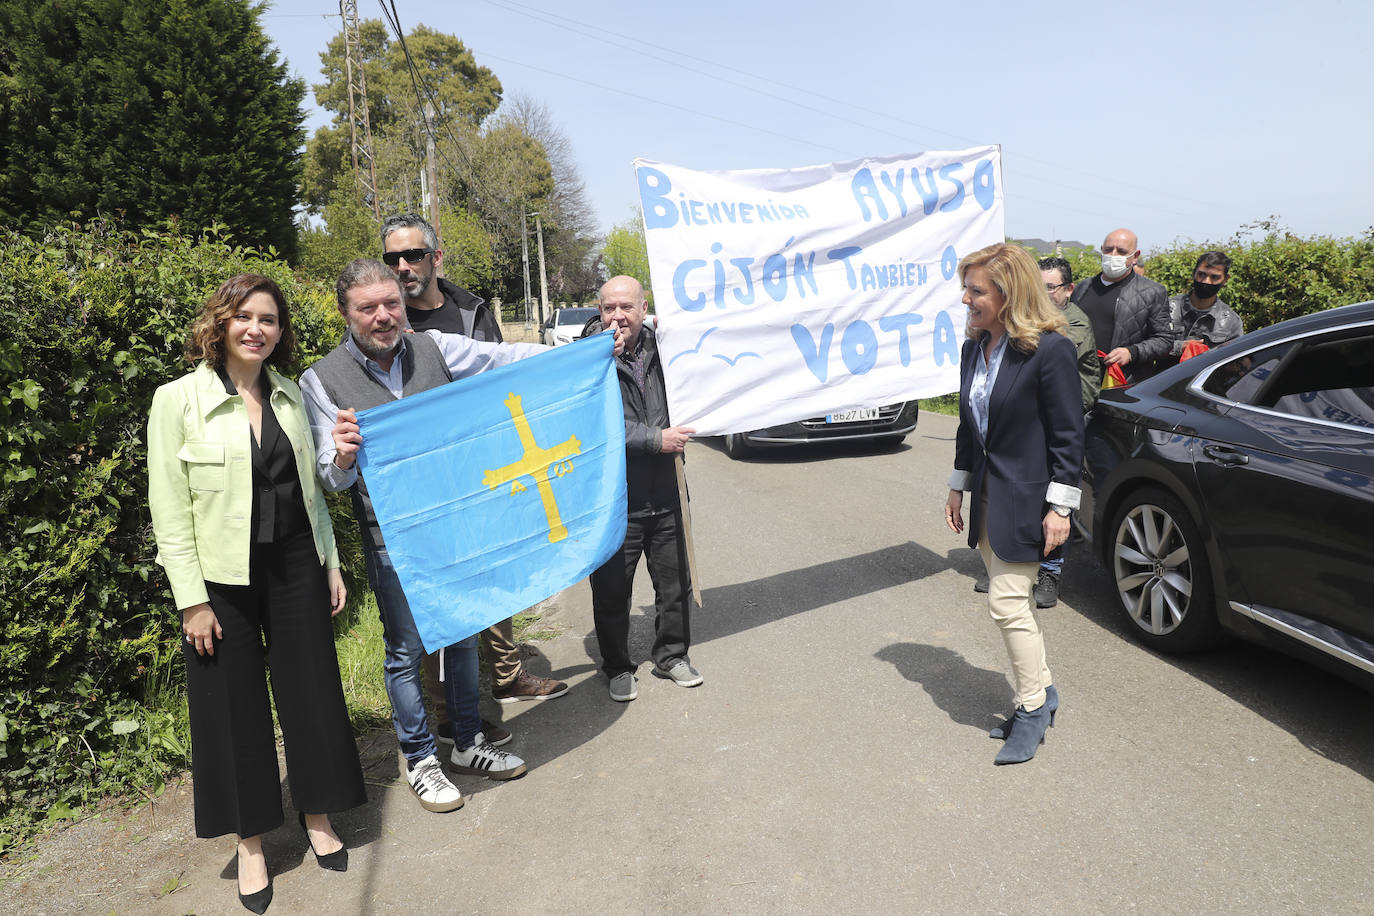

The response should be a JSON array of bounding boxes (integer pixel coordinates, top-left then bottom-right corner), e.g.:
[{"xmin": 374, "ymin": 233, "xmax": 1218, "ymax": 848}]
[{"xmin": 635, "ymin": 147, "xmax": 1004, "ymax": 435}]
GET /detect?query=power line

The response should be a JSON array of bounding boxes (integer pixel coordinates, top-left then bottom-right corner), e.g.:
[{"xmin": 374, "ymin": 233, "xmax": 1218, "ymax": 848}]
[
  {"xmin": 376, "ymin": 0, "xmax": 514, "ymax": 232},
  {"xmin": 470, "ymin": 49, "xmax": 1130, "ymax": 229},
  {"xmin": 474, "ymin": 0, "xmax": 1223, "ymax": 214}
]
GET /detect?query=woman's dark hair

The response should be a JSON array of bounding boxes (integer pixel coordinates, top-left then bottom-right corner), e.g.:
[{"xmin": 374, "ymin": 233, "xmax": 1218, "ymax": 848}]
[{"xmin": 184, "ymin": 274, "xmax": 295, "ymax": 369}]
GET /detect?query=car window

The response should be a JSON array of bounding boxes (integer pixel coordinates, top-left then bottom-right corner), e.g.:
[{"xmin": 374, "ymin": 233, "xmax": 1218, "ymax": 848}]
[
  {"xmin": 1201, "ymin": 341, "xmax": 1292, "ymax": 402},
  {"xmin": 1260, "ymin": 333, "xmax": 1374, "ymax": 429},
  {"xmin": 558, "ymin": 309, "xmax": 597, "ymax": 326}
]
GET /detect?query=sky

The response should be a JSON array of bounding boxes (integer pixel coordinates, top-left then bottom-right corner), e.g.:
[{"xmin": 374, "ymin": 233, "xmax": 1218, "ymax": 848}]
[{"xmin": 260, "ymin": 0, "xmax": 1374, "ymax": 256}]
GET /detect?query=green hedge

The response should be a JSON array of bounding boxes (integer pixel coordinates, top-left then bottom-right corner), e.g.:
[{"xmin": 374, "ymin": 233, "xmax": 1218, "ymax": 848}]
[
  {"xmin": 1051, "ymin": 226, "xmax": 1374, "ymax": 329},
  {"xmin": 0, "ymin": 222, "xmax": 353, "ymax": 850}
]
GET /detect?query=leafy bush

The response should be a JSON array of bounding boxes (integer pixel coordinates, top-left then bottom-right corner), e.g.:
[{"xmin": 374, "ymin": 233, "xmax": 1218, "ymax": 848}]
[
  {"xmin": 1136, "ymin": 222, "xmax": 1374, "ymax": 329},
  {"xmin": 1035, "ymin": 222, "xmax": 1374, "ymax": 332},
  {"xmin": 0, "ymin": 221, "xmax": 348, "ymax": 851}
]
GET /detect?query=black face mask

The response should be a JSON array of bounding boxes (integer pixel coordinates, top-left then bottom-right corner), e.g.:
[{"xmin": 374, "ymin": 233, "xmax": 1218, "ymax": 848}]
[{"xmin": 1192, "ymin": 279, "xmax": 1224, "ymax": 300}]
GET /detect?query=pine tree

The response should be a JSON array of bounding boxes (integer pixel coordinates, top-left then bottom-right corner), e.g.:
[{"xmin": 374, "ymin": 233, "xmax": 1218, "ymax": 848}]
[{"xmin": 0, "ymin": 0, "xmax": 305, "ymax": 257}]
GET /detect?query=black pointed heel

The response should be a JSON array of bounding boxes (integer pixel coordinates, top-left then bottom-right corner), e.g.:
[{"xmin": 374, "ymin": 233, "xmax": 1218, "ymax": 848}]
[
  {"xmin": 299, "ymin": 812, "xmax": 349, "ymax": 872},
  {"xmin": 238, "ymin": 878, "xmax": 272, "ymax": 913}
]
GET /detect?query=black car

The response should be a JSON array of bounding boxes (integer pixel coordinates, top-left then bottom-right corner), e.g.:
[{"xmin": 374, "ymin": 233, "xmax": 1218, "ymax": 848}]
[
  {"xmin": 722, "ymin": 401, "xmax": 919, "ymax": 458},
  {"xmin": 1081, "ymin": 301, "xmax": 1374, "ymax": 683}
]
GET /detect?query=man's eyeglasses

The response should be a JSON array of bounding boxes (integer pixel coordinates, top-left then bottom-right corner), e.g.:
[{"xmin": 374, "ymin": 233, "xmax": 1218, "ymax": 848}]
[
  {"xmin": 382, "ymin": 248, "xmax": 433, "ymax": 267},
  {"xmin": 1044, "ymin": 282, "xmax": 1068, "ymax": 293}
]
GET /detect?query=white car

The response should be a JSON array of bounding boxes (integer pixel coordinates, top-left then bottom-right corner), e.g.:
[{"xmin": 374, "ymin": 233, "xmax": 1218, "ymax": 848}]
[{"xmin": 543, "ymin": 307, "xmax": 601, "ymax": 346}]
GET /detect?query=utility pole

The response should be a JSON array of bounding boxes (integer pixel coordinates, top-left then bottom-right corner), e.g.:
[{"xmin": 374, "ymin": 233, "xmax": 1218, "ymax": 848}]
[
  {"xmin": 339, "ymin": 0, "xmax": 380, "ymax": 219},
  {"xmin": 521, "ymin": 211, "xmax": 533, "ymax": 329},
  {"xmin": 531, "ymin": 212, "xmax": 550, "ymax": 327},
  {"xmin": 423, "ymin": 102, "xmax": 443, "ymax": 264}
]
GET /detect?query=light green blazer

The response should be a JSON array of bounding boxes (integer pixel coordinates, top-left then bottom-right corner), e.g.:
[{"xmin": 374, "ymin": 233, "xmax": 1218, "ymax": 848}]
[{"xmin": 146, "ymin": 361, "xmax": 340, "ymax": 610}]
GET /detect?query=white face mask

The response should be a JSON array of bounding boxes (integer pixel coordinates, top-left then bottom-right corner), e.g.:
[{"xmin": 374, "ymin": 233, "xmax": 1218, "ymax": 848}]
[{"xmin": 1101, "ymin": 253, "xmax": 1131, "ymax": 280}]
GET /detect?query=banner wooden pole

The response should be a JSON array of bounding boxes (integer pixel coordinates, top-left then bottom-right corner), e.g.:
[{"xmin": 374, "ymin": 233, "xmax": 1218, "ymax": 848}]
[{"xmin": 674, "ymin": 452, "xmax": 703, "ymax": 607}]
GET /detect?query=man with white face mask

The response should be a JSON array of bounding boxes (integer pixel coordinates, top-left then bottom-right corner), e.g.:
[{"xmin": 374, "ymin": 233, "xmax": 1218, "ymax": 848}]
[{"xmin": 1070, "ymin": 228, "xmax": 1176, "ymax": 384}]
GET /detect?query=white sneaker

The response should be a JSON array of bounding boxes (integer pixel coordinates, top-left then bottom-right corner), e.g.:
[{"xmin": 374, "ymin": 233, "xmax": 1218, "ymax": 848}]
[
  {"xmin": 450, "ymin": 733, "xmax": 527, "ymax": 780},
  {"xmin": 407, "ymin": 754, "xmax": 464, "ymax": 812}
]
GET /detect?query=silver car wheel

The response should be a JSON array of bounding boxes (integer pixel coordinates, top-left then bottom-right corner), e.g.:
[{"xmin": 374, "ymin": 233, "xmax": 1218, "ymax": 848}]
[{"xmin": 1113, "ymin": 502, "xmax": 1195, "ymax": 636}]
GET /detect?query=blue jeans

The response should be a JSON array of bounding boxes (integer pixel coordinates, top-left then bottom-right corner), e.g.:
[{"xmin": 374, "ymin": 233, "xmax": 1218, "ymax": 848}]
[{"xmin": 365, "ymin": 547, "xmax": 480, "ymax": 764}]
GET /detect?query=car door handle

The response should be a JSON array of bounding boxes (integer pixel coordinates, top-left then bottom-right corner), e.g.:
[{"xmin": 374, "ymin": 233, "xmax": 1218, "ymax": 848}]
[{"xmin": 1202, "ymin": 444, "xmax": 1250, "ymax": 467}]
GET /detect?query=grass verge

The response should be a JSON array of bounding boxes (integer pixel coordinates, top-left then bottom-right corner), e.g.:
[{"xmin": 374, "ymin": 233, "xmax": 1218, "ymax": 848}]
[
  {"xmin": 920, "ymin": 394, "xmax": 959, "ymax": 417},
  {"xmin": 333, "ymin": 593, "xmax": 392, "ymax": 735}
]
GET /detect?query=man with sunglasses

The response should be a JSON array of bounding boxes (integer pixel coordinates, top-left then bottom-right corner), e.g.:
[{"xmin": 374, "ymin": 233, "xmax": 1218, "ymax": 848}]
[
  {"xmin": 381, "ymin": 215, "xmax": 570, "ymax": 748},
  {"xmin": 382, "ymin": 213, "xmax": 503, "ymax": 342}
]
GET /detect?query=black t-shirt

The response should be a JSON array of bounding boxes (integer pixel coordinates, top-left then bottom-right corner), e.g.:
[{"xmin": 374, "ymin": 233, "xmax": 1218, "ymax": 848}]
[
  {"xmin": 406, "ymin": 301, "xmax": 467, "ymax": 336},
  {"xmin": 1074, "ymin": 275, "xmax": 1127, "ymax": 353}
]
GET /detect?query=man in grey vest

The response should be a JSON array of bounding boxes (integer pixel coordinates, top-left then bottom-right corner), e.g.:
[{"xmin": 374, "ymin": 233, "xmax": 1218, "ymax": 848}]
[{"xmin": 300, "ymin": 259, "xmax": 566, "ymax": 813}]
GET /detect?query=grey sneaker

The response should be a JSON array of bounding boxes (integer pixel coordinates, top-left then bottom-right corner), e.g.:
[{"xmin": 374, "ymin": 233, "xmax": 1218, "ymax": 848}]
[
  {"xmin": 973, "ymin": 576, "xmax": 990, "ymax": 593},
  {"xmin": 651, "ymin": 659, "xmax": 703, "ymax": 688},
  {"xmin": 450, "ymin": 734, "xmax": 527, "ymax": 780},
  {"xmin": 609, "ymin": 671, "xmax": 638, "ymax": 702},
  {"xmin": 407, "ymin": 754, "xmax": 464, "ymax": 812}
]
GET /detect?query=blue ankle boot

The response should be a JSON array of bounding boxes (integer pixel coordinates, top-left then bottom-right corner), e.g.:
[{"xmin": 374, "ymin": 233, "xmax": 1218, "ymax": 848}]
[
  {"xmin": 989, "ymin": 684, "xmax": 1058, "ymax": 740},
  {"xmin": 993, "ymin": 694, "xmax": 1056, "ymax": 765}
]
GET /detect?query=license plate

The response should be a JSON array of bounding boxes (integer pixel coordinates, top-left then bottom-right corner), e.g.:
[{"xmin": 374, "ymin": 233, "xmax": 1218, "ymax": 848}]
[{"xmin": 826, "ymin": 407, "xmax": 880, "ymax": 423}]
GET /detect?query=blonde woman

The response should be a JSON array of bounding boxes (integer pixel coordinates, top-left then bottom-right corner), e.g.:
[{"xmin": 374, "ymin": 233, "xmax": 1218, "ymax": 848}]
[{"xmin": 943, "ymin": 244, "xmax": 1084, "ymax": 765}]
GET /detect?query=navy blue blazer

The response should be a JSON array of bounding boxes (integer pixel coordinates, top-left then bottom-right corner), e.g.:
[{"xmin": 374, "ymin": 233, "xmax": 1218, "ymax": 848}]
[{"xmin": 952, "ymin": 331, "xmax": 1085, "ymax": 563}]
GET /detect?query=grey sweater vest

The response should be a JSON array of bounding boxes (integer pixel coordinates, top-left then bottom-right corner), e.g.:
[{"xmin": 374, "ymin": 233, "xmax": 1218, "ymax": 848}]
[{"xmin": 311, "ymin": 333, "xmax": 452, "ymax": 553}]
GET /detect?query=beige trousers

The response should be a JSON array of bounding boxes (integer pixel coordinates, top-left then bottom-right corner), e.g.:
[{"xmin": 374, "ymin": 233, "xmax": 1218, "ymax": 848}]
[{"xmin": 976, "ymin": 522, "xmax": 1052, "ymax": 712}]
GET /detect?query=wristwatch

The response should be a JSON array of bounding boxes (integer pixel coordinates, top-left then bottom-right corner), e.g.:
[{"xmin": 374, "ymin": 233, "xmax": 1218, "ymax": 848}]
[{"xmin": 1051, "ymin": 504, "xmax": 1072, "ymax": 517}]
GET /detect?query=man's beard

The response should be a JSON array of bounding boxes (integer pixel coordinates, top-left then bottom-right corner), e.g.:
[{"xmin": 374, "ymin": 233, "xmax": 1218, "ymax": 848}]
[
  {"xmin": 352, "ymin": 326, "xmax": 399, "ymax": 360},
  {"xmin": 402, "ymin": 271, "xmax": 433, "ymax": 300}
]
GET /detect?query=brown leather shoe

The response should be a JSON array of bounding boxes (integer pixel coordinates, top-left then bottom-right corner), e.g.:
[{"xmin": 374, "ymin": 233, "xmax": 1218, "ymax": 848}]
[{"xmin": 492, "ymin": 671, "xmax": 569, "ymax": 704}]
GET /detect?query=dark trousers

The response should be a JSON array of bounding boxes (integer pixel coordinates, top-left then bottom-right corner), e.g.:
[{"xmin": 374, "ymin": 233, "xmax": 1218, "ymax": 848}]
[
  {"xmin": 590, "ymin": 509, "xmax": 692, "ymax": 677},
  {"xmin": 187, "ymin": 531, "xmax": 366, "ymax": 839}
]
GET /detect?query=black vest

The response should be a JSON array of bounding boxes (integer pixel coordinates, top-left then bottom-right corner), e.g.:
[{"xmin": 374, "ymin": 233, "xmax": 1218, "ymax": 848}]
[{"xmin": 311, "ymin": 333, "xmax": 452, "ymax": 552}]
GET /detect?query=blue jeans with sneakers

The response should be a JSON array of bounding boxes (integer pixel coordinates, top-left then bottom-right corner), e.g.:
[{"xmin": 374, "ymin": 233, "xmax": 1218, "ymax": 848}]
[{"xmin": 365, "ymin": 546, "xmax": 480, "ymax": 765}]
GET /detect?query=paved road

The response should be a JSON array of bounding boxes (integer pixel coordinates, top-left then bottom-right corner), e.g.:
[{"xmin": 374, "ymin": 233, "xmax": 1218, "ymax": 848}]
[{"xmin": 11, "ymin": 411, "xmax": 1374, "ymax": 914}]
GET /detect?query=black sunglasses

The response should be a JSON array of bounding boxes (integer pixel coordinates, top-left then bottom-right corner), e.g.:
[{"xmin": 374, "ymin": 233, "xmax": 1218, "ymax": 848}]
[{"xmin": 382, "ymin": 247, "xmax": 433, "ymax": 267}]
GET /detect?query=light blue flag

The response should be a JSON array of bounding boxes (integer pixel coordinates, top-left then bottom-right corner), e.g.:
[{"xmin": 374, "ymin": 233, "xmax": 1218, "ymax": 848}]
[{"xmin": 354, "ymin": 333, "xmax": 627, "ymax": 654}]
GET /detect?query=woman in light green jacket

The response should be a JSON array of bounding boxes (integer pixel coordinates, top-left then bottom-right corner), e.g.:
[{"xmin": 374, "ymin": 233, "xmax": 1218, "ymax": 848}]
[{"xmin": 147, "ymin": 275, "xmax": 365, "ymax": 914}]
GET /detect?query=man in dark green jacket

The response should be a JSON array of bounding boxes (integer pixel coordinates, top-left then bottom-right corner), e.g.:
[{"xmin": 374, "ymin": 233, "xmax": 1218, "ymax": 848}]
[{"xmin": 1040, "ymin": 257, "xmax": 1100, "ymax": 413}]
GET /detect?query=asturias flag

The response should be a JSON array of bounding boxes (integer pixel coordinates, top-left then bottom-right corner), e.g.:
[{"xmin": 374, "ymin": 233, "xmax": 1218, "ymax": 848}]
[{"xmin": 355, "ymin": 332, "xmax": 626, "ymax": 653}]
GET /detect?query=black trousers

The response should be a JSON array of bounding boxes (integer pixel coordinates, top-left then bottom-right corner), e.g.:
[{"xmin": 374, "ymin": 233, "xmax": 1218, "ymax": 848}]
[
  {"xmin": 590, "ymin": 509, "xmax": 693, "ymax": 677},
  {"xmin": 187, "ymin": 531, "xmax": 366, "ymax": 839}
]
